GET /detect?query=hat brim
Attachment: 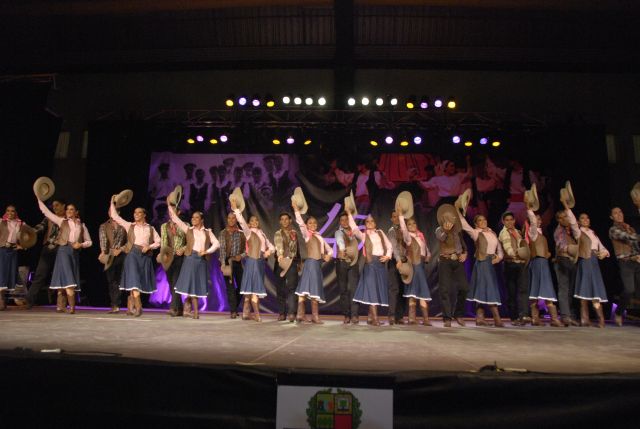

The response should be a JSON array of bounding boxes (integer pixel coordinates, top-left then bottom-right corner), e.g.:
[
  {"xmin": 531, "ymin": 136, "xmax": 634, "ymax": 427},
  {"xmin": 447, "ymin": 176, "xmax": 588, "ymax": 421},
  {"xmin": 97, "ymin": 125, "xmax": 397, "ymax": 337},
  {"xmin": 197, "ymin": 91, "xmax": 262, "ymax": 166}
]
[
  {"xmin": 115, "ymin": 189, "xmax": 134, "ymax": 209},
  {"xmin": 437, "ymin": 204, "xmax": 462, "ymax": 233},
  {"xmin": 18, "ymin": 225, "xmax": 37, "ymax": 249},
  {"xmin": 395, "ymin": 191, "xmax": 414, "ymax": 219},
  {"xmin": 291, "ymin": 187, "xmax": 308, "ymax": 214},
  {"xmin": 158, "ymin": 246, "xmax": 174, "ymax": 271},
  {"xmin": 278, "ymin": 257, "xmax": 294, "ymax": 277},
  {"xmin": 344, "ymin": 190, "xmax": 358, "ymax": 217},
  {"xmin": 229, "ymin": 187, "xmax": 246, "ymax": 213},
  {"xmin": 168, "ymin": 185, "xmax": 183, "ymax": 208},
  {"xmin": 399, "ymin": 263, "xmax": 414, "ymax": 285},
  {"xmin": 33, "ymin": 177, "xmax": 55, "ymax": 201}
]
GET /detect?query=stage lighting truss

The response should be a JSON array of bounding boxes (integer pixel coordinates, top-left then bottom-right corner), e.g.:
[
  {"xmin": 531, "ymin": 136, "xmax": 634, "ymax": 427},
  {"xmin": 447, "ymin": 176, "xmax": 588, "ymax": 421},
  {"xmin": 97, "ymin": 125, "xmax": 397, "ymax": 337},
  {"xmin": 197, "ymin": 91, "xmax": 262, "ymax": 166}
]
[{"xmin": 225, "ymin": 94, "xmax": 328, "ymax": 109}]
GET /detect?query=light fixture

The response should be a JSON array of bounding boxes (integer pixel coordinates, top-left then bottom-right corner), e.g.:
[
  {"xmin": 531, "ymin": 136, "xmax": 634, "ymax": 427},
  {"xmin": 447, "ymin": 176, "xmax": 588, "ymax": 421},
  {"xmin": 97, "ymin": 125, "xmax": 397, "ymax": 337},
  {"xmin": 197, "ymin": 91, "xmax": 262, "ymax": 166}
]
[
  {"xmin": 209, "ymin": 138, "xmax": 218, "ymax": 145},
  {"xmin": 480, "ymin": 137, "xmax": 488, "ymax": 145},
  {"xmin": 361, "ymin": 97, "xmax": 370, "ymax": 106},
  {"xmin": 196, "ymin": 135, "xmax": 204, "ymax": 142},
  {"xmin": 286, "ymin": 136, "xmax": 295, "ymax": 144},
  {"xmin": 375, "ymin": 97, "xmax": 384, "ymax": 106},
  {"xmin": 370, "ymin": 140, "xmax": 379, "ymax": 147},
  {"xmin": 238, "ymin": 96, "xmax": 248, "ymax": 106},
  {"xmin": 347, "ymin": 97, "xmax": 356, "ymax": 106},
  {"xmin": 282, "ymin": 95, "xmax": 291, "ymax": 104},
  {"xmin": 265, "ymin": 94, "xmax": 275, "ymax": 108},
  {"xmin": 388, "ymin": 96, "xmax": 398, "ymax": 106},
  {"xmin": 251, "ymin": 94, "xmax": 260, "ymax": 107},
  {"xmin": 293, "ymin": 96, "xmax": 302, "ymax": 105},
  {"xmin": 220, "ymin": 134, "xmax": 228, "ymax": 143},
  {"xmin": 419, "ymin": 96, "xmax": 428, "ymax": 109},
  {"xmin": 225, "ymin": 95, "xmax": 234, "ymax": 107},
  {"xmin": 272, "ymin": 139, "xmax": 281, "ymax": 145},
  {"xmin": 406, "ymin": 96, "xmax": 416, "ymax": 109},
  {"xmin": 400, "ymin": 140, "xmax": 409, "ymax": 147},
  {"xmin": 317, "ymin": 97, "xmax": 327, "ymax": 106},
  {"xmin": 385, "ymin": 136, "xmax": 394, "ymax": 144},
  {"xmin": 452, "ymin": 135, "xmax": 461, "ymax": 144},
  {"xmin": 492, "ymin": 140, "xmax": 501, "ymax": 147},
  {"xmin": 434, "ymin": 98, "xmax": 443, "ymax": 108},
  {"xmin": 304, "ymin": 139, "xmax": 312, "ymax": 146},
  {"xmin": 187, "ymin": 138, "xmax": 195, "ymax": 144},
  {"xmin": 464, "ymin": 141, "xmax": 473, "ymax": 147},
  {"xmin": 413, "ymin": 136, "xmax": 422, "ymax": 145},
  {"xmin": 447, "ymin": 97, "xmax": 456, "ymax": 109},
  {"xmin": 305, "ymin": 97, "xmax": 313, "ymax": 106}
]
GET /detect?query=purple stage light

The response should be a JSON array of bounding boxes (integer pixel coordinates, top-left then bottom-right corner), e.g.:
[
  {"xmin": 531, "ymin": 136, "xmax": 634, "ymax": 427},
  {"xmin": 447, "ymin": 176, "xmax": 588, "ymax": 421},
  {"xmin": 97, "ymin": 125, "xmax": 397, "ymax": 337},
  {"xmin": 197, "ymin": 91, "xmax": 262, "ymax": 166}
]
[
  {"xmin": 452, "ymin": 135, "xmax": 461, "ymax": 144},
  {"xmin": 414, "ymin": 136, "xmax": 422, "ymax": 144},
  {"xmin": 220, "ymin": 134, "xmax": 228, "ymax": 142},
  {"xmin": 434, "ymin": 99, "xmax": 443, "ymax": 108},
  {"xmin": 252, "ymin": 98, "xmax": 260, "ymax": 107},
  {"xmin": 420, "ymin": 101, "xmax": 428, "ymax": 109},
  {"xmin": 480, "ymin": 137, "xmax": 488, "ymax": 145},
  {"xmin": 385, "ymin": 136, "xmax": 393, "ymax": 144},
  {"xmin": 238, "ymin": 96, "xmax": 247, "ymax": 106},
  {"xmin": 286, "ymin": 136, "xmax": 295, "ymax": 144},
  {"xmin": 196, "ymin": 135, "xmax": 204, "ymax": 142}
]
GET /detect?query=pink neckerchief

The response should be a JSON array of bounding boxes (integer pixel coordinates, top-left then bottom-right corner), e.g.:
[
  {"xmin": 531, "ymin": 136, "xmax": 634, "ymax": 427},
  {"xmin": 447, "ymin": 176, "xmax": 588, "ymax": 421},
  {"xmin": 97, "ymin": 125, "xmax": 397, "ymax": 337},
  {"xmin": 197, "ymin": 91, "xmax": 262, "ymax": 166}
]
[{"xmin": 2, "ymin": 215, "xmax": 22, "ymax": 225}]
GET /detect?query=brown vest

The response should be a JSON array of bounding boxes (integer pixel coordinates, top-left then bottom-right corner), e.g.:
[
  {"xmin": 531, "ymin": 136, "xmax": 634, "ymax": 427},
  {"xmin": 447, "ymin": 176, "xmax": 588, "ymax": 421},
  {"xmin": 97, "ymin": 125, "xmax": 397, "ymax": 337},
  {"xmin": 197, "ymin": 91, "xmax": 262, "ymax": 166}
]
[
  {"xmin": 0, "ymin": 221, "xmax": 10, "ymax": 247},
  {"xmin": 184, "ymin": 228, "xmax": 213, "ymax": 259},
  {"xmin": 578, "ymin": 231, "xmax": 593, "ymax": 259},
  {"xmin": 247, "ymin": 231, "xmax": 263, "ymax": 259},
  {"xmin": 55, "ymin": 220, "xmax": 85, "ymax": 246},
  {"xmin": 474, "ymin": 232, "xmax": 489, "ymax": 261},
  {"xmin": 306, "ymin": 234, "xmax": 324, "ymax": 260},
  {"xmin": 343, "ymin": 229, "xmax": 359, "ymax": 263},
  {"xmin": 407, "ymin": 237, "xmax": 422, "ymax": 265},
  {"xmin": 529, "ymin": 233, "xmax": 551, "ymax": 259},
  {"xmin": 124, "ymin": 224, "xmax": 154, "ymax": 254},
  {"xmin": 440, "ymin": 231, "xmax": 458, "ymax": 255},
  {"xmin": 364, "ymin": 230, "xmax": 387, "ymax": 263}
]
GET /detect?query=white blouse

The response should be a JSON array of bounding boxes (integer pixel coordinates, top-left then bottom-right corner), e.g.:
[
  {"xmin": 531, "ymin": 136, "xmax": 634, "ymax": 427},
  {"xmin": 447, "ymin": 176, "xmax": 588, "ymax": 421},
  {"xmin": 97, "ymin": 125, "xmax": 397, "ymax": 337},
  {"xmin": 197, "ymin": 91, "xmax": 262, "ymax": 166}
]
[
  {"xmin": 168, "ymin": 205, "xmax": 219, "ymax": 254},
  {"xmin": 109, "ymin": 201, "xmax": 160, "ymax": 249}
]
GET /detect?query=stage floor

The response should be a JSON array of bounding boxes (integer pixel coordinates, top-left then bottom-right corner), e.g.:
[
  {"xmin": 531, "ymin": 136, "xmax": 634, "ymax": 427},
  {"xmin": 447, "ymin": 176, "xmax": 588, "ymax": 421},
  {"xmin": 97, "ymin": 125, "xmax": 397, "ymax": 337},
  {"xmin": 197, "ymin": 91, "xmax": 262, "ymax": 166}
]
[{"xmin": 2, "ymin": 307, "xmax": 640, "ymax": 375}]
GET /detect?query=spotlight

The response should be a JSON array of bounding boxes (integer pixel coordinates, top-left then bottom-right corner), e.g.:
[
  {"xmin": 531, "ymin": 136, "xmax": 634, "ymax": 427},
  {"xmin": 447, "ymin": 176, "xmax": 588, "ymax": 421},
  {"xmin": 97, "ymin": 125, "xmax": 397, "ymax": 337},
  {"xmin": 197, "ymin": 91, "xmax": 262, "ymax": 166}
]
[
  {"xmin": 452, "ymin": 135, "xmax": 461, "ymax": 144},
  {"xmin": 305, "ymin": 97, "xmax": 313, "ymax": 106},
  {"xmin": 413, "ymin": 136, "xmax": 422, "ymax": 144},
  {"xmin": 304, "ymin": 139, "xmax": 312, "ymax": 146},
  {"xmin": 385, "ymin": 136, "xmax": 394, "ymax": 144},
  {"xmin": 400, "ymin": 140, "xmax": 409, "ymax": 147},
  {"xmin": 238, "ymin": 96, "xmax": 248, "ymax": 106},
  {"xmin": 282, "ymin": 95, "xmax": 291, "ymax": 104},
  {"xmin": 434, "ymin": 98, "xmax": 443, "ymax": 108},
  {"xmin": 492, "ymin": 140, "xmax": 501, "ymax": 147},
  {"xmin": 286, "ymin": 136, "xmax": 295, "ymax": 144},
  {"xmin": 375, "ymin": 97, "xmax": 384, "ymax": 106},
  {"xmin": 406, "ymin": 96, "xmax": 416, "ymax": 109},
  {"xmin": 293, "ymin": 96, "xmax": 302, "ymax": 105},
  {"xmin": 480, "ymin": 137, "xmax": 488, "ymax": 145},
  {"xmin": 388, "ymin": 96, "xmax": 398, "ymax": 106},
  {"xmin": 419, "ymin": 96, "xmax": 428, "ymax": 109},
  {"xmin": 464, "ymin": 141, "xmax": 473, "ymax": 147},
  {"xmin": 187, "ymin": 138, "xmax": 195, "ymax": 144},
  {"xmin": 272, "ymin": 139, "xmax": 281, "ymax": 145},
  {"xmin": 265, "ymin": 94, "xmax": 275, "ymax": 108},
  {"xmin": 196, "ymin": 135, "xmax": 204, "ymax": 142},
  {"xmin": 251, "ymin": 94, "xmax": 260, "ymax": 107},
  {"xmin": 209, "ymin": 138, "xmax": 218, "ymax": 145},
  {"xmin": 370, "ymin": 140, "xmax": 379, "ymax": 147},
  {"xmin": 225, "ymin": 95, "xmax": 234, "ymax": 107},
  {"xmin": 220, "ymin": 134, "xmax": 228, "ymax": 143},
  {"xmin": 317, "ymin": 96, "xmax": 327, "ymax": 106},
  {"xmin": 347, "ymin": 97, "xmax": 356, "ymax": 106},
  {"xmin": 447, "ymin": 97, "xmax": 456, "ymax": 109},
  {"xmin": 361, "ymin": 97, "xmax": 370, "ymax": 106}
]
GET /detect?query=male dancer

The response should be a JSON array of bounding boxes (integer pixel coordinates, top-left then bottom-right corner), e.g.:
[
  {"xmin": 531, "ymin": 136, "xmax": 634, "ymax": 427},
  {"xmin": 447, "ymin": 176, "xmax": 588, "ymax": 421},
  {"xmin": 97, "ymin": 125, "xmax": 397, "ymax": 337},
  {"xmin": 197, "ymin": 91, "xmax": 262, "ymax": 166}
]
[
  {"xmin": 335, "ymin": 211, "xmax": 360, "ymax": 323},
  {"xmin": 498, "ymin": 211, "xmax": 530, "ymax": 325},
  {"xmin": 553, "ymin": 209, "xmax": 581, "ymax": 326},
  {"xmin": 219, "ymin": 212, "xmax": 246, "ymax": 318},
  {"xmin": 387, "ymin": 210, "xmax": 406, "ymax": 324},
  {"xmin": 161, "ymin": 204, "xmax": 187, "ymax": 317},
  {"xmin": 273, "ymin": 212, "xmax": 301, "ymax": 321},
  {"xmin": 98, "ymin": 213, "xmax": 127, "ymax": 313},
  {"xmin": 609, "ymin": 206, "xmax": 640, "ymax": 326}
]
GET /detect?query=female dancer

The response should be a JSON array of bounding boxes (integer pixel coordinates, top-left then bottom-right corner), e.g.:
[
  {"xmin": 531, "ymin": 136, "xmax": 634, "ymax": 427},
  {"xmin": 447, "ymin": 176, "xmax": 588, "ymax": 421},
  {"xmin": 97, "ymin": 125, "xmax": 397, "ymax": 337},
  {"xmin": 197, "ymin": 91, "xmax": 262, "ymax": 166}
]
[
  {"xmin": 293, "ymin": 203, "xmax": 333, "ymax": 324},
  {"xmin": 230, "ymin": 197, "xmax": 274, "ymax": 322},
  {"xmin": 0, "ymin": 205, "xmax": 27, "ymax": 310},
  {"xmin": 398, "ymin": 214, "xmax": 432, "ymax": 325},
  {"xmin": 457, "ymin": 211, "xmax": 504, "ymax": 326},
  {"xmin": 167, "ymin": 201, "xmax": 219, "ymax": 319},
  {"xmin": 348, "ymin": 212, "xmax": 392, "ymax": 326},
  {"xmin": 37, "ymin": 199, "xmax": 92, "ymax": 314},
  {"xmin": 109, "ymin": 199, "xmax": 160, "ymax": 317}
]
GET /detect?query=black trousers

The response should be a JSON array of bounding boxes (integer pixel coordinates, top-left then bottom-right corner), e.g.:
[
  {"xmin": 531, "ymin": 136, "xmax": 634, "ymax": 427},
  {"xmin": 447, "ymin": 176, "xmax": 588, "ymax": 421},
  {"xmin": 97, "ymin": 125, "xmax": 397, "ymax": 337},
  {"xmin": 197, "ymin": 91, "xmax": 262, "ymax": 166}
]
[
  {"xmin": 554, "ymin": 256, "xmax": 578, "ymax": 319},
  {"xmin": 26, "ymin": 246, "xmax": 58, "ymax": 305},
  {"xmin": 616, "ymin": 259, "xmax": 640, "ymax": 315},
  {"xmin": 105, "ymin": 253, "xmax": 125, "ymax": 308},
  {"xmin": 387, "ymin": 263, "xmax": 405, "ymax": 320},
  {"xmin": 224, "ymin": 259, "xmax": 244, "ymax": 312},
  {"xmin": 503, "ymin": 261, "xmax": 530, "ymax": 319},
  {"xmin": 166, "ymin": 255, "xmax": 184, "ymax": 312},
  {"xmin": 438, "ymin": 258, "xmax": 469, "ymax": 320},
  {"xmin": 336, "ymin": 259, "xmax": 359, "ymax": 317},
  {"xmin": 273, "ymin": 260, "xmax": 299, "ymax": 316}
]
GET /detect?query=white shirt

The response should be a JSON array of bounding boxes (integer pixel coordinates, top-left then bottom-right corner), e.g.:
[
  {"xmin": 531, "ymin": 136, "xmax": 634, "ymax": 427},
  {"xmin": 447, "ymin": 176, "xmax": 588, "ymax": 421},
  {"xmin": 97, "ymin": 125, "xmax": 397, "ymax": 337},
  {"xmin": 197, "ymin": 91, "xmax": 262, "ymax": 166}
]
[
  {"xmin": 168, "ymin": 206, "xmax": 219, "ymax": 254},
  {"xmin": 109, "ymin": 201, "xmax": 160, "ymax": 249},
  {"xmin": 348, "ymin": 213, "xmax": 392, "ymax": 258},
  {"xmin": 295, "ymin": 211, "xmax": 332, "ymax": 255},
  {"xmin": 420, "ymin": 173, "xmax": 468, "ymax": 198},
  {"xmin": 459, "ymin": 213, "xmax": 503, "ymax": 260},
  {"xmin": 39, "ymin": 200, "xmax": 92, "ymax": 248},
  {"xmin": 233, "ymin": 209, "xmax": 275, "ymax": 254}
]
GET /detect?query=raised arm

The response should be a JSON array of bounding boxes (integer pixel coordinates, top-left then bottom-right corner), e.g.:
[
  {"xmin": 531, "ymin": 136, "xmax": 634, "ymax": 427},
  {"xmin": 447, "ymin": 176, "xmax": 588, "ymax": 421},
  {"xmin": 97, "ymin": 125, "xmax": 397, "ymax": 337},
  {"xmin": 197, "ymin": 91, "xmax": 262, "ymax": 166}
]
[
  {"xmin": 347, "ymin": 213, "xmax": 364, "ymax": 241},
  {"xmin": 167, "ymin": 203, "xmax": 189, "ymax": 233},
  {"xmin": 458, "ymin": 213, "xmax": 479, "ymax": 241},
  {"xmin": 294, "ymin": 210, "xmax": 310, "ymax": 242},
  {"xmin": 565, "ymin": 207, "xmax": 581, "ymax": 239},
  {"xmin": 109, "ymin": 200, "xmax": 131, "ymax": 230},
  {"xmin": 398, "ymin": 215, "xmax": 412, "ymax": 246},
  {"xmin": 38, "ymin": 199, "xmax": 63, "ymax": 227},
  {"xmin": 232, "ymin": 208, "xmax": 251, "ymax": 239},
  {"xmin": 527, "ymin": 209, "xmax": 539, "ymax": 242}
]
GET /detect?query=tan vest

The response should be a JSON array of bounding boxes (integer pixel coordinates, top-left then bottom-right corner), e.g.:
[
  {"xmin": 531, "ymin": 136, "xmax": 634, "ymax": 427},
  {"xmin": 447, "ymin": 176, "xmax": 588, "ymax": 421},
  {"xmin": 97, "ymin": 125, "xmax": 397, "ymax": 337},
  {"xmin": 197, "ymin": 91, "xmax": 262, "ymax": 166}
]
[
  {"xmin": 247, "ymin": 231, "xmax": 262, "ymax": 259},
  {"xmin": 440, "ymin": 231, "xmax": 458, "ymax": 255},
  {"xmin": 474, "ymin": 232, "xmax": 489, "ymax": 261},
  {"xmin": 184, "ymin": 228, "xmax": 212, "ymax": 259},
  {"xmin": 0, "ymin": 221, "xmax": 10, "ymax": 247},
  {"xmin": 55, "ymin": 220, "xmax": 84, "ymax": 246},
  {"xmin": 364, "ymin": 230, "xmax": 387, "ymax": 263},
  {"xmin": 406, "ymin": 237, "xmax": 422, "ymax": 265},
  {"xmin": 306, "ymin": 234, "xmax": 324, "ymax": 260},
  {"xmin": 124, "ymin": 224, "xmax": 154, "ymax": 255},
  {"xmin": 529, "ymin": 233, "xmax": 551, "ymax": 259},
  {"xmin": 343, "ymin": 230, "xmax": 359, "ymax": 263},
  {"xmin": 578, "ymin": 232, "xmax": 593, "ymax": 259}
]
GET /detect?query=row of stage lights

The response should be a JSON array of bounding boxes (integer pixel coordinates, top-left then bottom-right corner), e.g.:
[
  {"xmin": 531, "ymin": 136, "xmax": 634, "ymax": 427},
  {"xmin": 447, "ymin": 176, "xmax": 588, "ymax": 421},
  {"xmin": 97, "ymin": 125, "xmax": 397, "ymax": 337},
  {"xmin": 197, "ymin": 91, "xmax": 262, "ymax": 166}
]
[
  {"xmin": 186, "ymin": 134, "xmax": 229, "ymax": 145},
  {"xmin": 223, "ymin": 94, "xmax": 456, "ymax": 109},
  {"xmin": 368, "ymin": 135, "xmax": 501, "ymax": 147}
]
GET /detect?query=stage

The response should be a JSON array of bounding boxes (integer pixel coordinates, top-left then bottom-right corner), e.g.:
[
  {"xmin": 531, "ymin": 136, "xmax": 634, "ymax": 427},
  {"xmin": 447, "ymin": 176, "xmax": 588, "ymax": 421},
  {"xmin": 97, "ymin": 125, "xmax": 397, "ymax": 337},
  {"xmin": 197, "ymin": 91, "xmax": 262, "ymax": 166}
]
[{"xmin": 2, "ymin": 308, "xmax": 640, "ymax": 427}]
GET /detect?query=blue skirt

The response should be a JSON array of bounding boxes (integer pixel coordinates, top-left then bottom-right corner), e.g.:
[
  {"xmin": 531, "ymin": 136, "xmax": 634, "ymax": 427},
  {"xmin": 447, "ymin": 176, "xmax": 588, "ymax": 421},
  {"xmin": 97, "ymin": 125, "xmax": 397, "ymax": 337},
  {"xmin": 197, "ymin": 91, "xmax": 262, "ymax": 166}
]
[
  {"xmin": 50, "ymin": 245, "xmax": 81, "ymax": 290},
  {"xmin": 175, "ymin": 253, "xmax": 209, "ymax": 298},
  {"xmin": 403, "ymin": 262, "xmax": 432, "ymax": 301},
  {"xmin": 467, "ymin": 259, "xmax": 501, "ymax": 305},
  {"xmin": 574, "ymin": 256, "xmax": 608, "ymax": 302},
  {"xmin": 120, "ymin": 248, "xmax": 157, "ymax": 294},
  {"xmin": 296, "ymin": 258, "xmax": 325, "ymax": 303},
  {"xmin": 528, "ymin": 257, "xmax": 557, "ymax": 301},
  {"xmin": 240, "ymin": 256, "xmax": 267, "ymax": 297},
  {"xmin": 0, "ymin": 247, "xmax": 17, "ymax": 290},
  {"xmin": 353, "ymin": 258, "xmax": 389, "ymax": 306}
]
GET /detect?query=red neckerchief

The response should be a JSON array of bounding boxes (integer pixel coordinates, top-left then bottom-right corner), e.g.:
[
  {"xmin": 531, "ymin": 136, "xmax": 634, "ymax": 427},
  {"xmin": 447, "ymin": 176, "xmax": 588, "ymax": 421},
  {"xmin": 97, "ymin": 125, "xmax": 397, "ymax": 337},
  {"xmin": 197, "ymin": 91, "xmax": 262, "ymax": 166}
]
[{"xmin": 288, "ymin": 229, "xmax": 297, "ymax": 241}]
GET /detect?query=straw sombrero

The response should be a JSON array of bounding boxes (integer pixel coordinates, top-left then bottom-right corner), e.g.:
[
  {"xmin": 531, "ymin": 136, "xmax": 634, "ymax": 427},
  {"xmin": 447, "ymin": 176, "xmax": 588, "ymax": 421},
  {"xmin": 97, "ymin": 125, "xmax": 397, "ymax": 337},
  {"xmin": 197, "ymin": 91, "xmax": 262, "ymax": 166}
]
[
  {"xmin": 345, "ymin": 239, "xmax": 359, "ymax": 267},
  {"xmin": 395, "ymin": 191, "xmax": 414, "ymax": 220},
  {"xmin": 229, "ymin": 187, "xmax": 245, "ymax": 213},
  {"xmin": 167, "ymin": 185, "xmax": 183, "ymax": 208},
  {"xmin": 98, "ymin": 252, "xmax": 115, "ymax": 271},
  {"xmin": 17, "ymin": 224, "xmax": 37, "ymax": 249},
  {"xmin": 33, "ymin": 177, "xmax": 55, "ymax": 201},
  {"xmin": 278, "ymin": 256, "xmax": 294, "ymax": 277},
  {"xmin": 221, "ymin": 263, "xmax": 232, "ymax": 277},
  {"xmin": 344, "ymin": 190, "xmax": 358, "ymax": 217},
  {"xmin": 398, "ymin": 261, "xmax": 414, "ymax": 285},
  {"xmin": 291, "ymin": 187, "xmax": 308, "ymax": 214},
  {"xmin": 454, "ymin": 189, "xmax": 471, "ymax": 217},
  {"xmin": 524, "ymin": 184, "xmax": 539, "ymax": 212},
  {"xmin": 114, "ymin": 189, "xmax": 134, "ymax": 209},
  {"xmin": 560, "ymin": 181, "xmax": 575, "ymax": 209},
  {"xmin": 437, "ymin": 204, "xmax": 462, "ymax": 233},
  {"xmin": 156, "ymin": 245, "xmax": 174, "ymax": 271}
]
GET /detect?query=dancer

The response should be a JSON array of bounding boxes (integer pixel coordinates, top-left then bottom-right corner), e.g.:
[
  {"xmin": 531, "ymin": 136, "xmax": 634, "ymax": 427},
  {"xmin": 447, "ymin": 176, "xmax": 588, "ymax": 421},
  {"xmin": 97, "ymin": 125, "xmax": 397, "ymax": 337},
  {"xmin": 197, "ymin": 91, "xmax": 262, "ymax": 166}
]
[
  {"xmin": 292, "ymin": 193, "xmax": 333, "ymax": 324},
  {"xmin": 109, "ymin": 197, "xmax": 160, "ymax": 317},
  {"xmin": 0, "ymin": 205, "xmax": 33, "ymax": 310},
  {"xmin": 273, "ymin": 211, "xmax": 300, "ymax": 322},
  {"xmin": 219, "ymin": 211, "xmax": 246, "ymax": 318},
  {"xmin": 167, "ymin": 199, "xmax": 219, "ymax": 319},
  {"xmin": 230, "ymin": 190, "xmax": 274, "ymax": 322},
  {"xmin": 335, "ymin": 211, "xmax": 361, "ymax": 324},
  {"xmin": 387, "ymin": 210, "xmax": 406, "ymax": 324},
  {"xmin": 98, "ymin": 212, "xmax": 127, "ymax": 313},
  {"xmin": 498, "ymin": 211, "xmax": 530, "ymax": 325},
  {"xmin": 37, "ymin": 198, "xmax": 92, "ymax": 314},
  {"xmin": 553, "ymin": 207, "xmax": 581, "ymax": 327},
  {"xmin": 160, "ymin": 201, "xmax": 187, "ymax": 317}
]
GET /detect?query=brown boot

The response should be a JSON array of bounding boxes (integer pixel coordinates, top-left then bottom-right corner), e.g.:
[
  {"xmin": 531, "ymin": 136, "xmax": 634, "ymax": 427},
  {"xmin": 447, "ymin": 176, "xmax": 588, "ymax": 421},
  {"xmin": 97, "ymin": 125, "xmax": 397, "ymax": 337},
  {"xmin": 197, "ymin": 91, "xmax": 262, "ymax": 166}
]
[
  {"xmin": 594, "ymin": 304, "xmax": 605, "ymax": 328},
  {"xmin": 547, "ymin": 303, "xmax": 563, "ymax": 327},
  {"xmin": 241, "ymin": 297, "xmax": 251, "ymax": 320},
  {"xmin": 370, "ymin": 305, "xmax": 380, "ymax": 326},
  {"xmin": 191, "ymin": 297, "xmax": 199, "ymax": 319},
  {"xmin": 311, "ymin": 300, "xmax": 323, "ymax": 324},
  {"xmin": 0, "ymin": 291, "xmax": 6, "ymax": 311},
  {"xmin": 251, "ymin": 299, "xmax": 261, "ymax": 322},
  {"xmin": 134, "ymin": 295, "xmax": 143, "ymax": 317},
  {"xmin": 56, "ymin": 292, "xmax": 67, "ymax": 313},
  {"xmin": 408, "ymin": 299, "xmax": 417, "ymax": 325},
  {"xmin": 296, "ymin": 299, "xmax": 306, "ymax": 323},
  {"xmin": 475, "ymin": 307, "xmax": 488, "ymax": 326},
  {"xmin": 183, "ymin": 297, "xmax": 193, "ymax": 318},
  {"xmin": 126, "ymin": 294, "xmax": 134, "ymax": 316},
  {"xmin": 580, "ymin": 300, "xmax": 591, "ymax": 327},
  {"xmin": 530, "ymin": 302, "xmax": 542, "ymax": 326},
  {"xmin": 490, "ymin": 305, "xmax": 503, "ymax": 327},
  {"xmin": 367, "ymin": 305, "xmax": 374, "ymax": 325},
  {"xmin": 67, "ymin": 293, "xmax": 76, "ymax": 314},
  {"xmin": 420, "ymin": 301, "xmax": 431, "ymax": 326}
]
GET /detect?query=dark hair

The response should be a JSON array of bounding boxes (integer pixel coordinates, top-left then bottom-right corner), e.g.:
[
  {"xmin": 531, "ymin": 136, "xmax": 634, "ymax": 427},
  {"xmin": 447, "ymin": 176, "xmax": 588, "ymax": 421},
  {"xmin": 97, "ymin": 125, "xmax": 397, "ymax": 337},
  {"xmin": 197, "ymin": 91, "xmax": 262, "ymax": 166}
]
[
  {"xmin": 192, "ymin": 211, "xmax": 204, "ymax": 220},
  {"xmin": 306, "ymin": 216, "xmax": 317, "ymax": 224},
  {"xmin": 473, "ymin": 214, "xmax": 486, "ymax": 225},
  {"xmin": 501, "ymin": 211, "xmax": 515, "ymax": 221},
  {"xmin": 555, "ymin": 210, "xmax": 566, "ymax": 219},
  {"xmin": 339, "ymin": 211, "xmax": 349, "ymax": 219},
  {"xmin": 279, "ymin": 212, "xmax": 291, "ymax": 220},
  {"xmin": 52, "ymin": 198, "xmax": 67, "ymax": 206}
]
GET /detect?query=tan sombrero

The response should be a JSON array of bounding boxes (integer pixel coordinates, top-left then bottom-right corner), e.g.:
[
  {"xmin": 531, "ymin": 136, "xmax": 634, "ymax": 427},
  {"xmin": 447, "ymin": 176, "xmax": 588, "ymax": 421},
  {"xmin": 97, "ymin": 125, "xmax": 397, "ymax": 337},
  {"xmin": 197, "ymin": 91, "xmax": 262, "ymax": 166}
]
[
  {"xmin": 631, "ymin": 182, "xmax": 640, "ymax": 205},
  {"xmin": 516, "ymin": 241, "xmax": 530, "ymax": 263},
  {"xmin": 345, "ymin": 239, "xmax": 359, "ymax": 267},
  {"xmin": 524, "ymin": 184, "xmax": 539, "ymax": 212},
  {"xmin": 229, "ymin": 187, "xmax": 245, "ymax": 213},
  {"xmin": 398, "ymin": 261, "xmax": 414, "ymax": 285},
  {"xmin": 98, "ymin": 252, "xmax": 115, "ymax": 271},
  {"xmin": 454, "ymin": 189, "xmax": 471, "ymax": 217},
  {"xmin": 278, "ymin": 256, "xmax": 294, "ymax": 277},
  {"xmin": 221, "ymin": 263, "xmax": 232, "ymax": 277},
  {"xmin": 33, "ymin": 177, "xmax": 55, "ymax": 201},
  {"xmin": 291, "ymin": 187, "xmax": 308, "ymax": 214},
  {"xmin": 567, "ymin": 244, "xmax": 579, "ymax": 264},
  {"xmin": 437, "ymin": 204, "xmax": 462, "ymax": 233},
  {"xmin": 113, "ymin": 189, "xmax": 134, "ymax": 209},
  {"xmin": 395, "ymin": 191, "xmax": 414, "ymax": 220},
  {"xmin": 560, "ymin": 181, "xmax": 575, "ymax": 209},
  {"xmin": 156, "ymin": 245, "xmax": 174, "ymax": 271},
  {"xmin": 344, "ymin": 190, "xmax": 358, "ymax": 217},
  {"xmin": 17, "ymin": 224, "xmax": 37, "ymax": 249},
  {"xmin": 167, "ymin": 185, "xmax": 183, "ymax": 208}
]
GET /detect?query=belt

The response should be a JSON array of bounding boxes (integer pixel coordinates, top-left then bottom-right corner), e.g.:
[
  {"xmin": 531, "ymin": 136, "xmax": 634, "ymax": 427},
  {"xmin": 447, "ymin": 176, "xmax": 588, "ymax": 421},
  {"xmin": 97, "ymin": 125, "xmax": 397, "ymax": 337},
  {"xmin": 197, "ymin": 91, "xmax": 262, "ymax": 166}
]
[
  {"xmin": 505, "ymin": 258, "xmax": 526, "ymax": 264},
  {"xmin": 439, "ymin": 253, "xmax": 461, "ymax": 261}
]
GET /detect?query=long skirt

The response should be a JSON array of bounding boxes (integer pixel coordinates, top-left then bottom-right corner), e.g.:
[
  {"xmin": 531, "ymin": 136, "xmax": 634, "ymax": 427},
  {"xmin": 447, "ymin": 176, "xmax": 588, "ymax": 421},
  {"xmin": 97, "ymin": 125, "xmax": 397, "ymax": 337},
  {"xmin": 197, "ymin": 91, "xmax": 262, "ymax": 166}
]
[
  {"xmin": 574, "ymin": 256, "xmax": 608, "ymax": 302},
  {"xmin": 120, "ymin": 247, "xmax": 157, "ymax": 294},
  {"xmin": 528, "ymin": 257, "xmax": 557, "ymax": 301},
  {"xmin": 402, "ymin": 262, "xmax": 432, "ymax": 301},
  {"xmin": 353, "ymin": 258, "xmax": 389, "ymax": 306},
  {"xmin": 466, "ymin": 258, "xmax": 501, "ymax": 305},
  {"xmin": 240, "ymin": 256, "xmax": 267, "ymax": 298},
  {"xmin": 175, "ymin": 253, "xmax": 209, "ymax": 298},
  {"xmin": 50, "ymin": 245, "xmax": 81, "ymax": 290},
  {"xmin": 0, "ymin": 247, "xmax": 17, "ymax": 290},
  {"xmin": 296, "ymin": 258, "xmax": 325, "ymax": 303}
]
